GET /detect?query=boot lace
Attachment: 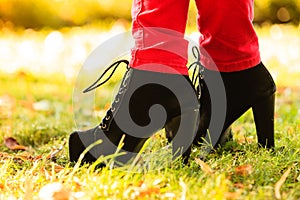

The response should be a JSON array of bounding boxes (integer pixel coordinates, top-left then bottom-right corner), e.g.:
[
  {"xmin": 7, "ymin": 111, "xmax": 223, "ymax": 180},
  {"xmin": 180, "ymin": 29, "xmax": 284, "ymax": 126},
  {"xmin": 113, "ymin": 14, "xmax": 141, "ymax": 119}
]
[
  {"xmin": 83, "ymin": 59, "xmax": 130, "ymax": 131},
  {"xmin": 188, "ymin": 46, "xmax": 205, "ymax": 99},
  {"xmin": 83, "ymin": 47, "xmax": 204, "ymax": 130}
]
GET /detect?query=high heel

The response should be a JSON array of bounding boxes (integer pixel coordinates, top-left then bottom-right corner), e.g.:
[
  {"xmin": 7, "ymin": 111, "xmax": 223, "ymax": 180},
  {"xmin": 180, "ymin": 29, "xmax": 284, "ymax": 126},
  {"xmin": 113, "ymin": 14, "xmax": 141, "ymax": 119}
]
[
  {"xmin": 252, "ymin": 93, "xmax": 275, "ymax": 148},
  {"xmin": 164, "ymin": 108, "xmax": 200, "ymax": 163}
]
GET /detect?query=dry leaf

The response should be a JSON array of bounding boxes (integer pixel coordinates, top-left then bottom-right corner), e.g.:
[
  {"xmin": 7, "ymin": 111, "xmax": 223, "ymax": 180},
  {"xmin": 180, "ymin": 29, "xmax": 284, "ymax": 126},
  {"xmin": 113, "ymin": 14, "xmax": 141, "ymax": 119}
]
[
  {"xmin": 224, "ymin": 190, "xmax": 242, "ymax": 199},
  {"xmin": 139, "ymin": 187, "xmax": 160, "ymax": 198},
  {"xmin": 38, "ymin": 182, "xmax": 71, "ymax": 200},
  {"xmin": 72, "ymin": 177, "xmax": 83, "ymax": 190},
  {"xmin": 18, "ymin": 100, "xmax": 34, "ymax": 111},
  {"xmin": 53, "ymin": 163, "xmax": 64, "ymax": 173},
  {"xmin": 16, "ymin": 152, "xmax": 36, "ymax": 161},
  {"xmin": 275, "ymin": 167, "xmax": 291, "ymax": 199},
  {"xmin": 234, "ymin": 164, "xmax": 253, "ymax": 176},
  {"xmin": 0, "ymin": 151, "xmax": 45, "ymax": 165},
  {"xmin": 233, "ymin": 183, "xmax": 245, "ymax": 189},
  {"xmin": 0, "ymin": 152, "xmax": 11, "ymax": 159},
  {"xmin": 195, "ymin": 158, "xmax": 214, "ymax": 174},
  {"xmin": 4, "ymin": 137, "xmax": 27, "ymax": 151},
  {"xmin": 237, "ymin": 136, "xmax": 254, "ymax": 144}
]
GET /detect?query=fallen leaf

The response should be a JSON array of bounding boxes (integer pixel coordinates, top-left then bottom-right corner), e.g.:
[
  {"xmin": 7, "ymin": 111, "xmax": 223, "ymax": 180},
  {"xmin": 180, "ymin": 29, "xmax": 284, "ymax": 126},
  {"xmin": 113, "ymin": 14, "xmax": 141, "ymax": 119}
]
[
  {"xmin": 137, "ymin": 180, "xmax": 144, "ymax": 187},
  {"xmin": 34, "ymin": 154, "xmax": 43, "ymax": 160},
  {"xmin": 38, "ymin": 182, "xmax": 71, "ymax": 200},
  {"xmin": 0, "ymin": 152, "xmax": 11, "ymax": 159},
  {"xmin": 16, "ymin": 152, "xmax": 36, "ymax": 161},
  {"xmin": 0, "ymin": 183, "xmax": 4, "ymax": 190},
  {"xmin": 237, "ymin": 136, "xmax": 254, "ymax": 144},
  {"xmin": 0, "ymin": 152, "xmax": 45, "ymax": 165},
  {"xmin": 53, "ymin": 163, "xmax": 64, "ymax": 173},
  {"xmin": 234, "ymin": 164, "xmax": 253, "ymax": 176},
  {"xmin": 275, "ymin": 167, "xmax": 291, "ymax": 199},
  {"xmin": 72, "ymin": 177, "xmax": 83, "ymax": 190},
  {"xmin": 233, "ymin": 182, "xmax": 245, "ymax": 189},
  {"xmin": 4, "ymin": 137, "xmax": 27, "ymax": 151},
  {"xmin": 195, "ymin": 158, "xmax": 214, "ymax": 174},
  {"xmin": 18, "ymin": 99, "xmax": 34, "ymax": 111},
  {"xmin": 224, "ymin": 190, "xmax": 242, "ymax": 199},
  {"xmin": 139, "ymin": 187, "xmax": 160, "ymax": 198}
]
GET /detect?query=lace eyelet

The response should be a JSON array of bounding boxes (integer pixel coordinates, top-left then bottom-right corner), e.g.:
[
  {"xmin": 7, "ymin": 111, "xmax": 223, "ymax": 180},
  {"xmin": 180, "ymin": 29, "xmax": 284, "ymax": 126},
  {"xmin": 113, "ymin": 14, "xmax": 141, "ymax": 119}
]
[
  {"xmin": 101, "ymin": 123, "xmax": 107, "ymax": 129},
  {"xmin": 115, "ymin": 98, "xmax": 120, "ymax": 103},
  {"xmin": 105, "ymin": 115, "xmax": 111, "ymax": 120},
  {"xmin": 111, "ymin": 107, "xmax": 115, "ymax": 112}
]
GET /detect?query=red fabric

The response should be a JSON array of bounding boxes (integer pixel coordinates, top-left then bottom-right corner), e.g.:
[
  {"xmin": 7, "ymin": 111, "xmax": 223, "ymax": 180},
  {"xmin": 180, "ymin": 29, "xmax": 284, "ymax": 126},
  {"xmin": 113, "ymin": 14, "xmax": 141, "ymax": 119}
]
[{"xmin": 130, "ymin": 0, "xmax": 260, "ymax": 73}]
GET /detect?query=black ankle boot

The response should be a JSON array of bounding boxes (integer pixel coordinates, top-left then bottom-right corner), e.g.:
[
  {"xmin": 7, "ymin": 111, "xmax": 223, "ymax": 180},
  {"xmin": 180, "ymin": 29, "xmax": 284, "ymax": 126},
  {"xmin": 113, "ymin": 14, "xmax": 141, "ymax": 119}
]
[
  {"xmin": 165, "ymin": 46, "xmax": 206, "ymax": 159},
  {"xmin": 69, "ymin": 61, "xmax": 199, "ymax": 164},
  {"xmin": 193, "ymin": 62, "xmax": 276, "ymax": 150}
]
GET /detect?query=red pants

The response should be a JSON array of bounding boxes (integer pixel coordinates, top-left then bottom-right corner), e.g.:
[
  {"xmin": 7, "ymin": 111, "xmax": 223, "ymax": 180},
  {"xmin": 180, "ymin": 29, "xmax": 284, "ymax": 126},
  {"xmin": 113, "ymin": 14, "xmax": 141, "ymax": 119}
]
[{"xmin": 130, "ymin": 0, "xmax": 261, "ymax": 74}]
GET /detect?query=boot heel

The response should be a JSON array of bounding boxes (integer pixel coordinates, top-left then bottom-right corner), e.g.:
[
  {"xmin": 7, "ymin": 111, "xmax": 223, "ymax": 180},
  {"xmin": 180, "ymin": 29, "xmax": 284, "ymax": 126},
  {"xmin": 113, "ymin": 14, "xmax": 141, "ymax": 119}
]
[
  {"xmin": 252, "ymin": 93, "xmax": 275, "ymax": 148},
  {"xmin": 169, "ymin": 107, "xmax": 199, "ymax": 163}
]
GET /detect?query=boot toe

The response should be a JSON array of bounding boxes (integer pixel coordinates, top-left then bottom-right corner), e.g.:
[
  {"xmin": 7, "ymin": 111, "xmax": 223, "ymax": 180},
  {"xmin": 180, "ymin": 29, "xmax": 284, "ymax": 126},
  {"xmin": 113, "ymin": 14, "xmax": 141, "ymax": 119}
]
[
  {"xmin": 69, "ymin": 127, "xmax": 138, "ymax": 165},
  {"xmin": 69, "ymin": 130, "xmax": 98, "ymax": 163}
]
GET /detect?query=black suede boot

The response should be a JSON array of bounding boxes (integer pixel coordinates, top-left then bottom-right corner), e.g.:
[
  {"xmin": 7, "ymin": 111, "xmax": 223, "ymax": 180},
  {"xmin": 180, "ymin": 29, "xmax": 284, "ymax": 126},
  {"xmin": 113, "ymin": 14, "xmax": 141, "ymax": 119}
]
[
  {"xmin": 165, "ymin": 46, "xmax": 206, "ymax": 157},
  {"xmin": 69, "ymin": 61, "xmax": 199, "ymax": 164},
  {"xmin": 194, "ymin": 62, "xmax": 276, "ymax": 150}
]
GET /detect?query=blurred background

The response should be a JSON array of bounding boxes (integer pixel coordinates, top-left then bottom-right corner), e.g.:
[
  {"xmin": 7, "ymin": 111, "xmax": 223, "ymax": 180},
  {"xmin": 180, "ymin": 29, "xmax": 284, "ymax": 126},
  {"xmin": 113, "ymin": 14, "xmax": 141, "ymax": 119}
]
[
  {"xmin": 1, "ymin": 0, "xmax": 300, "ymax": 28},
  {"xmin": 0, "ymin": 0, "xmax": 299, "ymax": 84}
]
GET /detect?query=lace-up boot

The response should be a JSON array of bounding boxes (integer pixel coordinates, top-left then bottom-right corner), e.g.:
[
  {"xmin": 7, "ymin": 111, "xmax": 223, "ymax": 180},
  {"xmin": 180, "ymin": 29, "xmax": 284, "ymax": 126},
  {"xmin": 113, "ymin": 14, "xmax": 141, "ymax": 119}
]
[
  {"xmin": 166, "ymin": 59, "xmax": 275, "ymax": 159},
  {"xmin": 69, "ymin": 61, "xmax": 199, "ymax": 164},
  {"xmin": 193, "ymin": 62, "xmax": 276, "ymax": 150}
]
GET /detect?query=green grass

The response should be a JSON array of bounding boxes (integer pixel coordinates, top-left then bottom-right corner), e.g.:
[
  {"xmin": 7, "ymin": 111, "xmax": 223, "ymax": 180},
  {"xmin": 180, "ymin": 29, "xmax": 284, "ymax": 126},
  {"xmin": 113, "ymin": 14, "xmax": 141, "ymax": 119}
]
[{"xmin": 0, "ymin": 25, "xmax": 300, "ymax": 199}]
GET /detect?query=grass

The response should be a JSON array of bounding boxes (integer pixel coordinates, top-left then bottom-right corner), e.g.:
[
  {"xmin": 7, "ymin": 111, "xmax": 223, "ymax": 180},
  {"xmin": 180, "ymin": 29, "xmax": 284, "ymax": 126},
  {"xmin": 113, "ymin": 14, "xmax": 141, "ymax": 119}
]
[{"xmin": 0, "ymin": 24, "xmax": 300, "ymax": 199}]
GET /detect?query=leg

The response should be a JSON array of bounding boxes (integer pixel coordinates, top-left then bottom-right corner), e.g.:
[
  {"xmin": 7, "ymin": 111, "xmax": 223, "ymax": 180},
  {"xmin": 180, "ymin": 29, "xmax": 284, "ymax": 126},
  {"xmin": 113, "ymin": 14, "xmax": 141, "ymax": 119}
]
[{"xmin": 131, "ymin": 0, "xmax": 190, "ymax": 74}]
